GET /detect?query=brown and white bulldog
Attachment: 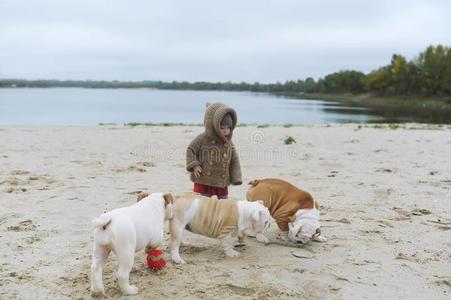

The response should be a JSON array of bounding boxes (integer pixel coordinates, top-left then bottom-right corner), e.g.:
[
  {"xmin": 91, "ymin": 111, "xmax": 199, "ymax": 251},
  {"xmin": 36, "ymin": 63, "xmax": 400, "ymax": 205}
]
[
  {"xmin": 246, "ymin": 178, "xmax": 326, "ymax": 244},
  {"xmin": 167, "ymin": 192, "xmax": 271, "ymax": 264}
]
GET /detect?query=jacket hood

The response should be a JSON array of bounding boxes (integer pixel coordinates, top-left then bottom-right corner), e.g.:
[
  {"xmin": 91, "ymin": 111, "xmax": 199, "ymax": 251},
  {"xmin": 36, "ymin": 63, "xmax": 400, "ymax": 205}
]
[{"xmin": 204, "ymin": 102, "xmax": 237, "ymax": 141}]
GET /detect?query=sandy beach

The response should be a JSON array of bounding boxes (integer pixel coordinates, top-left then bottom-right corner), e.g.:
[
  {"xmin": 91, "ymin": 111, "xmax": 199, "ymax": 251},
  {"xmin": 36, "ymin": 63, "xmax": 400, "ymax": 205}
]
[{"xmin": 1, "ymin": 124, "xmax": 450, "ymax": 299}]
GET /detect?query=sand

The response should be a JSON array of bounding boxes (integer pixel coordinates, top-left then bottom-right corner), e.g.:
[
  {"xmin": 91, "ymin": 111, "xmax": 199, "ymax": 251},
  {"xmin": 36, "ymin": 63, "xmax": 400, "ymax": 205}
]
[{"xmin": 0, "ymin": 124, "xmax": 450, "ymax": 299}]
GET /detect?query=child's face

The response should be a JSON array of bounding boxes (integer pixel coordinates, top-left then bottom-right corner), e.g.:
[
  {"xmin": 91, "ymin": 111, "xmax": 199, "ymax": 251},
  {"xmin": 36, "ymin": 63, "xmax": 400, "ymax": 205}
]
[{"xmin": 220, "ymin": 125, "xmax": 231, "ymax": 137}]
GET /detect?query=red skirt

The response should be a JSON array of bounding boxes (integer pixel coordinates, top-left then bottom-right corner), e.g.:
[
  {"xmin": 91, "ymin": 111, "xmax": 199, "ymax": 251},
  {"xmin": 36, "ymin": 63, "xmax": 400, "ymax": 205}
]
[{"xmin": 193, "ymin": 183, "xmax": 228, "ymax": 199}]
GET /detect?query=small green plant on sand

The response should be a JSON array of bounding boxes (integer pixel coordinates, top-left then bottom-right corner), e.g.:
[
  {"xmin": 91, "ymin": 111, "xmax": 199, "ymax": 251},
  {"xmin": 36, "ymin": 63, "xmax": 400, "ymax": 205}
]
[{"xmin": 284, "ymin": 136, "xmax": 296, "ymax": 145}]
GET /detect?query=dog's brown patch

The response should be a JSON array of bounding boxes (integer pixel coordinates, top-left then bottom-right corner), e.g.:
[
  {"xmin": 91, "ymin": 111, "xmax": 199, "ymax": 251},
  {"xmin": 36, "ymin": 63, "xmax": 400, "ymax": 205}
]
[
  {"xmin": 163, "ymin": 193, "xmax": 174, "ymax": 206},
  {"xmin": 137, "ymin": 192, "xmax": 150, "ymax": 202}
]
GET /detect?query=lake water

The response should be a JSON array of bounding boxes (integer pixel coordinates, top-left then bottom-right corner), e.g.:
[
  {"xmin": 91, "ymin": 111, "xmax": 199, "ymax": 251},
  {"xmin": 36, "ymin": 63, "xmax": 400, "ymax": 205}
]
[{"xmin": 0, "ymin": 88, "xmax": 444, "ymax": 125}]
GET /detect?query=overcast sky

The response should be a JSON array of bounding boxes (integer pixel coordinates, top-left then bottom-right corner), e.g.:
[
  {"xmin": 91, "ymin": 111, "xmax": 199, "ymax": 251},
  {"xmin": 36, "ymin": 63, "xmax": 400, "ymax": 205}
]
[{"xmin": 0, "ymin": 0, "xmax": 450, "ymax": 82}]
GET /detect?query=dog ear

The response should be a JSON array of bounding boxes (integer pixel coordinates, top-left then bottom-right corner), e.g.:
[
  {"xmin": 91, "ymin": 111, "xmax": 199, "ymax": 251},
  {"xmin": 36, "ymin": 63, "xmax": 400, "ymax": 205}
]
[
  {"xmin": 163, "ymin": 193, "xmax": 174, "ymax": 206},
  {"xmin": 248, "ymin": 179, "xmax": 259, "ymax": 186},
  {"xmin": 137, "ymin": 192, "xmax": 150, "ymax": 202}
]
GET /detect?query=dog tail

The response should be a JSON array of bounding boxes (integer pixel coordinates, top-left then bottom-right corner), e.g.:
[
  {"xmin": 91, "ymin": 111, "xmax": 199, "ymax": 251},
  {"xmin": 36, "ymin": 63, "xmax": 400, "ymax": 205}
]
[
  {"xmin": 248, "ymin": 179, "xmax": 259, "ymax": 187},
  {"xmin": 137, "ymin": 191, "xmax": 150, "ymax": 202},
  {"xmin": 92, "ymin": 215, "xmax": 112, "ymax": 230}
]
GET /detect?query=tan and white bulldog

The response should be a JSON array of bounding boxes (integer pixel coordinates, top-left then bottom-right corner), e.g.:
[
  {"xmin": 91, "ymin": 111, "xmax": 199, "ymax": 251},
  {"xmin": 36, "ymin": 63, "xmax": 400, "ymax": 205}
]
[
  {"xmin": 168, "ymin": 192, "xmax": 271, "ymax": 264},
  {"xmin": 246, "ymin": 178, "xmax": 326, "ymax": 244}
]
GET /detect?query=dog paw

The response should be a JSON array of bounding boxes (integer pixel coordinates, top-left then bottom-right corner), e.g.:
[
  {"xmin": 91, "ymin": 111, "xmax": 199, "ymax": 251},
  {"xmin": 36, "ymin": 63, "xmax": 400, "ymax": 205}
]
[
  {"xmin": 91, "ymin": 288, "xmax": 105, "ymax": 298},
  {"xmin": 256, "ymin": 233, "xmax": 269, "ymax": 244},
  {"xmin": 313, "ymin": 235, "xmax": 327, "ymax": 242},
  {"xmin": 172, "ymin": 256, "xmax": 186, "ymax": 264},
  {"xmin": 277, "ymin": 232, "xmax": 289, "ymax": 242},
  {"xmin": 123, "ymin": 285, "xmax": 138, "ymax": 295},
  {"xmin": 225, "ymin": 249, "xmax": 240, "ymax": 257},
  {"xmin": 244, "ymin": 229, "xmax": 257, "ymax": 238}
]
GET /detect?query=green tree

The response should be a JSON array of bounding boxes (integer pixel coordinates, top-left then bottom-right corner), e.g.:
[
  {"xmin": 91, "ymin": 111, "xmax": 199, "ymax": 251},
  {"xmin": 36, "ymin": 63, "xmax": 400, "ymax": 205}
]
[
  {"xmin": 366, "ymin": 68, "xmax": 389, "ymax": 94},
  {"xmin": 320, "ymin": 70, "xmax": 365, "ymax": 94},
  {"xmin": 389, "ymin": 54, "xmax": 410, "ymax": 95},
  {"xmin": 417, "ymin": 45, "xmax": 449, "ymax": 96}
]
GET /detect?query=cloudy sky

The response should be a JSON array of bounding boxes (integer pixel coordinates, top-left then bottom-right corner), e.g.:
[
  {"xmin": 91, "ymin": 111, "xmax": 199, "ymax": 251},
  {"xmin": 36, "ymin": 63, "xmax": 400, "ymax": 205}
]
[{"xmin": 0, "ymin": 0, "xmax": 450, "ymax": 82}]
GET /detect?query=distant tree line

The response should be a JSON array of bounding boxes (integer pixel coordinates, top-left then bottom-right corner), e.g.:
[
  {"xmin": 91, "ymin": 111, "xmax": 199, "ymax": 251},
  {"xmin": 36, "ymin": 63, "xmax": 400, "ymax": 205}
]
[
  {"xmin": 1, "ymin": 45, "xmax": 449, "ymax": 98},
  {"xmin": 282, "ymin": 45, "xmax": 451, "ymax": 97}
]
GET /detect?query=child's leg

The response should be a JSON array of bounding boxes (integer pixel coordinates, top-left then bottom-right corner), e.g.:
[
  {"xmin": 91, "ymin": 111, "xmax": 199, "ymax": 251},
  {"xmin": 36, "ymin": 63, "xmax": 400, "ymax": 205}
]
[
  {"xmin": 194, "ymin": 183, "xmax": 228, "ymax": 199},
  {"xmin": 214, "ymin": 186, "xmax": 228, "ymax": 199},
  {"xmin": 193, "ymin": 183, "xmax": 213, "ymax": 197}
]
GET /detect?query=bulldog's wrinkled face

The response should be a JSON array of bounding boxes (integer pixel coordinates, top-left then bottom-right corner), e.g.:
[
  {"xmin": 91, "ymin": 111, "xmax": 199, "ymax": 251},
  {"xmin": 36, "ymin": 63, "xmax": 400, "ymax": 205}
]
[
  {"xmin": 288, "ymin": 222, "xmax": 321, "ymax": 244},
  {"xmin": 251, "ymin": 201, "xmax": 271, "ymax": 233}
]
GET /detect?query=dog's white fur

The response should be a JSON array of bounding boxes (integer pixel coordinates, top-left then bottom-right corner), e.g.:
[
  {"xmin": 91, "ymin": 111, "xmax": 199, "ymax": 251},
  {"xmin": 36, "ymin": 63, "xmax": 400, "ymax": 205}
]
[
  {"xmin": 283, "ymin": 208, "xmax": 327, "ymax": 244},
  {"xmin": 170, "ymin": 199, "xmax": 271, "ymax": 264},
  {"xmin": 90, "ymin": 193, "xmax": 170, "ymax": 296},
  {"xmin": 236, "ymin": 200, "xmax": 271, "ymax": 245}
]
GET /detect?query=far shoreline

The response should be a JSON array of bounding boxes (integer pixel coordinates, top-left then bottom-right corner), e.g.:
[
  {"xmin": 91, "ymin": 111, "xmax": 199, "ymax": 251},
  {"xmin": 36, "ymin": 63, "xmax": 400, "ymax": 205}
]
[
  {"xmin": 0, "ymin": 123, "xmax": 449, "ymax": 130},
  {"xmin": 3, "ymin": 85, "xmax": 450, "ymax": 113},
  {"xmin": 276, "ymin": 92, "xmax": 451, "ymax": 111}
]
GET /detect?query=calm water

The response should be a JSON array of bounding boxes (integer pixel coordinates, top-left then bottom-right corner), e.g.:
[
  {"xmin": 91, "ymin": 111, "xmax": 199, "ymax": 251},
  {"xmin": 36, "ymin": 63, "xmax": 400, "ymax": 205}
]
[{"xmin": 0, "ymin": 88, "xmax": 444, "ymax": 125}]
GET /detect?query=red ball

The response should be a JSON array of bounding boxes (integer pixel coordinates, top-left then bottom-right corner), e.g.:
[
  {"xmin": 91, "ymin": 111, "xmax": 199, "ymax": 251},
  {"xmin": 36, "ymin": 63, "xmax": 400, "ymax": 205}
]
[{"xmin": 146, "ymin": 248, "xmax": 166, "ymax": 270}]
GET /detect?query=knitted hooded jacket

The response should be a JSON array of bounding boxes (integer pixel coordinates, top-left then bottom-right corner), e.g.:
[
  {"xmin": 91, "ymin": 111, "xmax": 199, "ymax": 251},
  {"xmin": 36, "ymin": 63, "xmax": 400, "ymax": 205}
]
[{"xmin": 186, "ymin": 102, "xmax": 242, "ymax": 188}]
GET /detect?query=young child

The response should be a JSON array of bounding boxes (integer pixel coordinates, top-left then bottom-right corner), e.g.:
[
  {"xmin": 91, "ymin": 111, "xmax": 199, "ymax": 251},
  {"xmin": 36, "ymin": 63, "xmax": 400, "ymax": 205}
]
[{"xmin": 186, "ymin": 102, "xmax": 242, "ymax": 199}]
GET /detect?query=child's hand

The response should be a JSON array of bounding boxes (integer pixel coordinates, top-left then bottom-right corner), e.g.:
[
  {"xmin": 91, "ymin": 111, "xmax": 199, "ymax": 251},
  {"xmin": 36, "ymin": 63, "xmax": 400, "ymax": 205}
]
[{"xmin": 193, "ymin": 166, "xmax": 202, "ymax": 178}]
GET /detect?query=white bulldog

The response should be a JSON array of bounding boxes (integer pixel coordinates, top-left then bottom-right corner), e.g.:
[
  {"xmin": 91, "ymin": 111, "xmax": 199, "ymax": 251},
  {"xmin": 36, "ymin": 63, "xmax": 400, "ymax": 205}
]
[
  {"xmin": 287, "ymin": 208, "xmax": 326, "ymax": 244},
  {"xmin": 168, "ymin": 192, "xmax": 271, "ymax": 264},
  {"xmin": 90, "ymin": 192, "xmax": 173, "ymax": 296}
]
